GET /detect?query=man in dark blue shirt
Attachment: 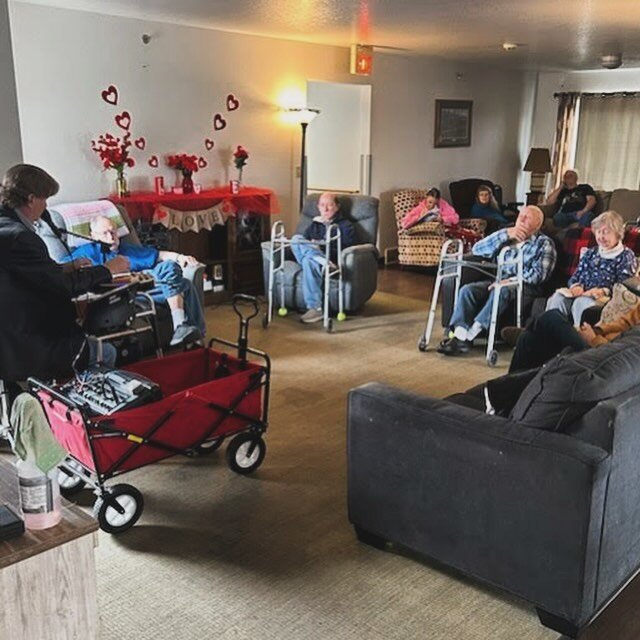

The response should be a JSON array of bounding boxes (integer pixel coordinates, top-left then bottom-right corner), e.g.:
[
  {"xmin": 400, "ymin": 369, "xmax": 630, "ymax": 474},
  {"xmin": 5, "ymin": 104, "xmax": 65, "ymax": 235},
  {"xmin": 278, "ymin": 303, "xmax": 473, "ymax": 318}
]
[
  {"xmin": 62, "ymin": 216, "xmax": 204, "ymax": 346},
  {"xmin": 291, "ymin": 192, "xmax": 355, "ymax": 324}
]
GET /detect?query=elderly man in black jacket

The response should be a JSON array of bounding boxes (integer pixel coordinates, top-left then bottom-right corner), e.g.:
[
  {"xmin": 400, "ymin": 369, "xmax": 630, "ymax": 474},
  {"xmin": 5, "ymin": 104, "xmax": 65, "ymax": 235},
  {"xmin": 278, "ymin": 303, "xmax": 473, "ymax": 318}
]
[{"xmin": 0, "ymin": 164, "xmax": 127, "ymax": 382}]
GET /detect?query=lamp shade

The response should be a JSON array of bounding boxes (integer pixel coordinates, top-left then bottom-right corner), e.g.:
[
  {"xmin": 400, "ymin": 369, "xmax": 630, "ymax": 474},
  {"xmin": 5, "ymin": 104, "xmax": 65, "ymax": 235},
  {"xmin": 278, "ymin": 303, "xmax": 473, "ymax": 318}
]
[
  {"xmin": 524, "ymin": 148, "xmax": 552, "ymax": 173},
  {"xmin": 285, "ymin": 107, "xmax": 320, "ymax": 125}
]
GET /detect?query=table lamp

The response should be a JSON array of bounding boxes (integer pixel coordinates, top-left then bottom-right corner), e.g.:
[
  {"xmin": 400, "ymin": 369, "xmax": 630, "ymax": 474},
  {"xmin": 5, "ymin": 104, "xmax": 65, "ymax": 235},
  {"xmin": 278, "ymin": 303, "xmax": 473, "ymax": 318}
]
[{"xmin": 523, "ymin": 148, "xmax": 552, "ymax": 205}]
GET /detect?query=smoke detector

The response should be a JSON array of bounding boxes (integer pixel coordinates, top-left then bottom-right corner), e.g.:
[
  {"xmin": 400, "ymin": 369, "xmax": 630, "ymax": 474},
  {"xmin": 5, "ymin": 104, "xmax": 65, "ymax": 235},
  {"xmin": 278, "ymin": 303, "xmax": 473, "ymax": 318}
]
[{"xmin": 601, "ymin": 53, "xmax": 622, "ymax": 69}]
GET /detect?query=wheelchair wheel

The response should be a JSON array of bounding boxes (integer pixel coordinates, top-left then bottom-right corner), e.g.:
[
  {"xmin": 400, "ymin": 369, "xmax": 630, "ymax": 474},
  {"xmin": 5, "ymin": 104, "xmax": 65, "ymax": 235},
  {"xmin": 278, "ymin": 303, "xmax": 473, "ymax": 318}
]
[
  {"xmin": 93, "ymin": 484, "xmax": 144, "ymax": 534},
  {"xmin": 226, "ymin": 433, "xmax": 266, "ymax": 475},
  {"xmin": 487, "ymin": 350, "xmax": 499, "ymax": 367},
  {"xmin": 418, "ymin": 336, "xmax": 428, "ymax": 352}
]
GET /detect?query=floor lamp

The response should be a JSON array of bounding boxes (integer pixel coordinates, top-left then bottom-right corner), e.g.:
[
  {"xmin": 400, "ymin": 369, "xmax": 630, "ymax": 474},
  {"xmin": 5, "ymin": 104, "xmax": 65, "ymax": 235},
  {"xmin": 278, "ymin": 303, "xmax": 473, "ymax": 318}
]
[{"xmin": 286, "ymin": 107, "xmax": 320, "ymax": 210}]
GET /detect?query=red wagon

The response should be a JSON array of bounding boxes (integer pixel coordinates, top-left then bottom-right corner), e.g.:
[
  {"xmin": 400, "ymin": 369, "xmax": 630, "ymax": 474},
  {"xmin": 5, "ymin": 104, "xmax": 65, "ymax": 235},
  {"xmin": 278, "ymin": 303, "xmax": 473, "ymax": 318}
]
[{"xmin": 29, "ymin": 296, "xmax": 271, "ymax": 533}]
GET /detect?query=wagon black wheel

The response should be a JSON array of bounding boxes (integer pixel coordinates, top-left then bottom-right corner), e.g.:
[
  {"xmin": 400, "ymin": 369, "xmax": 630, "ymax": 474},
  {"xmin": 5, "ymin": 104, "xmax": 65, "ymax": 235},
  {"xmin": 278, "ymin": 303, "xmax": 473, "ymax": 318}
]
[
  {"xmin": 195, "ymin": 438, "xmax": 223, "ymax": 455},
  {"xmin": 226, "ymin": 433, "xmax": 266, "ymax": 475},
  {"xmin": 93, "ymin": 484, "xmax": 144, "ymax": 534},
  {"xmin": 57, "ymin": 465, "xmax": 86, "ymax": 497}
]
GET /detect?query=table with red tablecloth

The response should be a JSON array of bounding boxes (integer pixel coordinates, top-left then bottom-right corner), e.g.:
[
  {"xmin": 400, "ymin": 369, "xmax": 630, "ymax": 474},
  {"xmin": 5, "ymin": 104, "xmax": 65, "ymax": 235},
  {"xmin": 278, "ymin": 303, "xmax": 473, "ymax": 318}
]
[{"xmin": 108, "ymin": 186, "xmax": 279, "ymax": 223}]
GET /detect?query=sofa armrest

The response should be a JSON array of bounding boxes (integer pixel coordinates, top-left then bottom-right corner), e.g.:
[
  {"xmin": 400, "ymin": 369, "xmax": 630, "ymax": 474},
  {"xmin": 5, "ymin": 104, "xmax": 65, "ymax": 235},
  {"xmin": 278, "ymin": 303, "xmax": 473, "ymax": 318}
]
[
  {"xmin": 182, "ymin": 263, "xmax": 205, "ymax": 308},
  {"xmin": 341, "ymin": 243, "xmax": 378, "ymax": 261},
  {"xmin": 348, "ymin": 382, "xmax": 610, "ymax": 625}
]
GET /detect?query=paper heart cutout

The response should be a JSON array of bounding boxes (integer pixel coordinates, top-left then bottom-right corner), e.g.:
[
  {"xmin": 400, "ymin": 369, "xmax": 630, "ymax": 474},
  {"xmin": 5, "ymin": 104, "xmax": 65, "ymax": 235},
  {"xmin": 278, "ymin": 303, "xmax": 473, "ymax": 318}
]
[
  {"xmin": 204, "ymin": 138, "xmax": 214, "ymax": 150},
  {"xmin": 134, "ymin": 137, "xmax": 146, "ymax": 150},
  {"xmin": 198, "ymin": 157, "xmax": 207, "ymax": 168},
  {"xmin": 226, "ymin": 94, "xmax": 240, "ymax": 111},
  {"xmin": 101, "ymin": 85, "xmax": 118, "ymax": 105},
  {"xmin": 213, "ymin": 114, "xmax": 227, "ymax": 131},
  {"xmin": 148, "ymin": 155, "xmax": 158, "ymax": 168},
  {"xmin": 156, "ymin": 210, "xmax": 167, "ymax": 219},
  {"xmin": 115, "ymin": 111, "xmax": 131, "ymax": 130}
]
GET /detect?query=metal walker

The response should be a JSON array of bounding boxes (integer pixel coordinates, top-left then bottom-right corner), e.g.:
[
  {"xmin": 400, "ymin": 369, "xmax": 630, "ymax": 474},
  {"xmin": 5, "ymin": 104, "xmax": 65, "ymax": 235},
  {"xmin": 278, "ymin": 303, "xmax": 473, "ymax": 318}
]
[
  {"xmin": 419, "ymin": 238, "xmax": 524, "ymax": 366},
  {"xmin": 264, "ymin": 221, "xmax": 346, "ymax": 332}
]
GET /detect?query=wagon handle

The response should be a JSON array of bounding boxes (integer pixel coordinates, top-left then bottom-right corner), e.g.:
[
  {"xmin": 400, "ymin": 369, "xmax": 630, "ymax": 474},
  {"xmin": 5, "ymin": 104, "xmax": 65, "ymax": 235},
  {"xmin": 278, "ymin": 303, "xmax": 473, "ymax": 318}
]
[{"xmin": 232, "ymin": 294, "xmax": 259, "ymax": 363}]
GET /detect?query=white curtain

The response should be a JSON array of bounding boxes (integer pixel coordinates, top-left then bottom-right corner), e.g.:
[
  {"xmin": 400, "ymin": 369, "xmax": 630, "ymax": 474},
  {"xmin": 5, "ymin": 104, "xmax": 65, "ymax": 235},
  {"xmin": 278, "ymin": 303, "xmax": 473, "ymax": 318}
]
[{"xmin": 575, "ymin": 95, "xmax": 640, "ymax": 190}]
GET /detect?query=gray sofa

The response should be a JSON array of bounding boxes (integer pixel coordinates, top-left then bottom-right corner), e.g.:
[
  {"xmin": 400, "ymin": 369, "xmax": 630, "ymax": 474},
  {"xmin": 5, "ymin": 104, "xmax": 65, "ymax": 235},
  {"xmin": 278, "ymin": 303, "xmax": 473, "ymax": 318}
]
[
  {"xmin": 347, "ymin": 328, "xmax": 640, "ymax": 636},
  {"xmin": 261, "ymin": 194, "xmax": 379, "ymax": 312}
]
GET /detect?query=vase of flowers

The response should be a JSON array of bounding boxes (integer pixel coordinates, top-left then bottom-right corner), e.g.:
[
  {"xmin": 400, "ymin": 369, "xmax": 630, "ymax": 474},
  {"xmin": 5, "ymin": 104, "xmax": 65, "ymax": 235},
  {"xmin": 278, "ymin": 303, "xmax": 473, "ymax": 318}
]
[
  {"xmin": 91, "ymin": 132, "xmax": 135, "ymax": 197},
  {"xmin": 233, "ymin": 145, "xmax": 249, "ymax": 186},
  {"xmin": 167, "ymin": 154, "xmax": 199, "ymax": 194}
]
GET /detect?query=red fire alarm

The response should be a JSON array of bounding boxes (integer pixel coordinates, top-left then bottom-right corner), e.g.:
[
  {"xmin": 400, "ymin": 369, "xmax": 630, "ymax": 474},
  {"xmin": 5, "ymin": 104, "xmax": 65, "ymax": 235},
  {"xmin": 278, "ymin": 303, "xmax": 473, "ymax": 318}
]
[{"xmin": 350, "ymin": 44, "xmax": 373, "ymax": 76}]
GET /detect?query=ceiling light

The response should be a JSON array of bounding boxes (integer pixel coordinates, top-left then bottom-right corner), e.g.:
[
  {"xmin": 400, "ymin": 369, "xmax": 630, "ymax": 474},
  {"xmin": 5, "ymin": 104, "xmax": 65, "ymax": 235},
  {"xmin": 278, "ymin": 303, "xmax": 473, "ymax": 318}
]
[{"xmin": 502, "ymin": 42, "xmax": 518, "ymax": 51}]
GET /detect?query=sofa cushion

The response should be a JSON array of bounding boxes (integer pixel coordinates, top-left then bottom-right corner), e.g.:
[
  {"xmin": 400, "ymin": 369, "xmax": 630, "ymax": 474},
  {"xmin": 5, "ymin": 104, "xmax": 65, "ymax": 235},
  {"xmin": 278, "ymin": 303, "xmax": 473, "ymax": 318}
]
[
  {"xmin": 510, "ymin": 327, "xmax": 640, "ymax": 431},
  {"xmin": 608, "ymin": 189, "xmax": 640, "ymax": 223}
]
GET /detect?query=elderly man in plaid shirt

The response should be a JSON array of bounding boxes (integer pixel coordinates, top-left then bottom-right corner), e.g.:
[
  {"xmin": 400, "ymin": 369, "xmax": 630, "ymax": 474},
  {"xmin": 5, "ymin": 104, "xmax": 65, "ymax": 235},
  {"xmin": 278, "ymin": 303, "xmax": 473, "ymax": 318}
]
[{"xmin": 438, "ymin": 206, "xmax": 556, "ymax": 356}]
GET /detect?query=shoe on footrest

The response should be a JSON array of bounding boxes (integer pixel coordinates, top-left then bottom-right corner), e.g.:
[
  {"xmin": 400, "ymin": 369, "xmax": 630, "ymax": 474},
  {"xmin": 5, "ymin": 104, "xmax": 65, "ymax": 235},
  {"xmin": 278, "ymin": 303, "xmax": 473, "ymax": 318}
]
[
  {"xmin": 436, "ymin": 337, "xmax": 473, "ymax": 356},
  {"xmin": 300, "ymin": 308, "xmax": 324, "ymax": 324},
  {"xmin": 170, "ymin": 323, "xmax": 201, "ymax": 346}
]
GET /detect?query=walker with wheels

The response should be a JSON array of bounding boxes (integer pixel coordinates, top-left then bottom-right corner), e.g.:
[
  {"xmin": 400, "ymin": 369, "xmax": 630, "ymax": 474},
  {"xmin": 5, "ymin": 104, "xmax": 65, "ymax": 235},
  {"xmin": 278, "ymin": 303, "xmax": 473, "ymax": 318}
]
[
  {"xmin": 264, "ymin": 221, "xmax": 346, "ymax": 333},
  {"xmin": 29, "ymin": 295, "xmax": 271, "ymax": 534},
  {"xmin": 419, "ymin": 238, "xmax": 524, "ymax": 366}
]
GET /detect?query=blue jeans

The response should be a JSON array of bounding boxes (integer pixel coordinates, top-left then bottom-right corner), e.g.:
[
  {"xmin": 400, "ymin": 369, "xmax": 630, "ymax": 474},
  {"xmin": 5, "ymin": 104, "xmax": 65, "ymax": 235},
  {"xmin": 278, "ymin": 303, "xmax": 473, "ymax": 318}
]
[
  {"xmin": 449, "ymin": 280, "xmax": 517, "ymax": 331},
  {"xmin": 553, "ymin": 209, "xmax": 594, "ymax": 228},
  {"xmin": 146, "ymin": 261, "xmax": 206, "ymax": 336},
  {"xmin": 87, "ymin": 337, "xmax": 117, "ymax": 368},
  {"xmin": 290, "ymin": 234, "xmax": 327, "ymax": 310},
  {"xmin": 545, "ymin": 291, "xmax": 597, "ymax": 326}
]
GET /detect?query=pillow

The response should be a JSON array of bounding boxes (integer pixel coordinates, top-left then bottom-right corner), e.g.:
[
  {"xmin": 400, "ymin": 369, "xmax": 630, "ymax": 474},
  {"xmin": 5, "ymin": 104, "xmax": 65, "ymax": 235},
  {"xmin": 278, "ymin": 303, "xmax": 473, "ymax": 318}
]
[
  {"xmin": 600, "ymin": 282, "xmax": 640, "ymax": 324},
  {"xmin": 510, "ymin": 327, "xmax": 640, "ymax": 431}
]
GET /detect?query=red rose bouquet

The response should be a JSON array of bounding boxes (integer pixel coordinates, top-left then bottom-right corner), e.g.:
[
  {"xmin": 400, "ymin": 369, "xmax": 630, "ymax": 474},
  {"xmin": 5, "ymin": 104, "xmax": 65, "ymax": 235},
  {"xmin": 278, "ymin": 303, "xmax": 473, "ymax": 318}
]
[
  {"xmin": 167, "ymin": 153, "xmax": 199, "ymax": 194},
  {"xmin": 91, "ymin": 132, "xmax": 135, "ymax": 196},
  {"xmin": 233, "ymin": 145, "xmax": 249, "ymax": 182}
]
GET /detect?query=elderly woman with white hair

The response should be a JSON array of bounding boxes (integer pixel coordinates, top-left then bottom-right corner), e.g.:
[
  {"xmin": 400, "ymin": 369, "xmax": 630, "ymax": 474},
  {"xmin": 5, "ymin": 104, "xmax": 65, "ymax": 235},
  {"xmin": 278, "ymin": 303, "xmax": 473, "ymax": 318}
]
[{"xmin": 546, "ymin": 210, "xmax": 637, "ymax": 325}]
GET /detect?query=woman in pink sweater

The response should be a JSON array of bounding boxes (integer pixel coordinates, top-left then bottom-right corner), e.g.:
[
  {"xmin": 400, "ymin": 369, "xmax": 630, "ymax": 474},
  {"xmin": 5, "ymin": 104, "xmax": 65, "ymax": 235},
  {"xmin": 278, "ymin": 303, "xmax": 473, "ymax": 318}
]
[{"xmin": 401, "ymin": 187, "xmax": 459, "ymax": 230}]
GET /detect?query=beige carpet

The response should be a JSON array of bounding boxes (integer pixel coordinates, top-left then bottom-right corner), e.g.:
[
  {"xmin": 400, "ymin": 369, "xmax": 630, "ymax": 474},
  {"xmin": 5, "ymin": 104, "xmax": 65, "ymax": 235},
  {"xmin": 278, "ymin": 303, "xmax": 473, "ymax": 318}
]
[{"xmin": 87, "ymin": 292, "xmax": 559, "ymax": 640}]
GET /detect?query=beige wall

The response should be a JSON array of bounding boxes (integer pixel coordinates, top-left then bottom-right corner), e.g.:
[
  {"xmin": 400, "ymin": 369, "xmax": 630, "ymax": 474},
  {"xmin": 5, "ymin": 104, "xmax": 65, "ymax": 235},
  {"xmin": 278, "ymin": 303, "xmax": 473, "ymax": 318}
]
[
  {"xmin": 0, "ymin": 0, "xmax": 22, "ymax": 173},
  {"xmin": 10, "ymin": 3, "xmax": 525, "ymax": 249}
]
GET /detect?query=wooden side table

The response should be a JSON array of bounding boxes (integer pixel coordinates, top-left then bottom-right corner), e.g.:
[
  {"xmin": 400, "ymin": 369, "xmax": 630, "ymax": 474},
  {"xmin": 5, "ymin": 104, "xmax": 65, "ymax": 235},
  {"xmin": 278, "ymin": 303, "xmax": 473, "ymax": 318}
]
[{"xmin": 0, "ymin": 456, "xmax": 99, "ymax": 640}]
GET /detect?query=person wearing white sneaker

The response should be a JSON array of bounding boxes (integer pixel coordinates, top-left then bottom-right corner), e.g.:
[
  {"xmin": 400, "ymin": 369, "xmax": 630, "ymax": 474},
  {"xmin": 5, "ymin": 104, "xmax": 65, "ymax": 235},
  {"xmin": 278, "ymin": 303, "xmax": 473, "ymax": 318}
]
[
  {"xmin": 291, "ymin": 193, "xmax": 355, "ymax": 324},
  {"xmin": 61, "ymin": 216, "xmax": 205, "ymax": 346}
]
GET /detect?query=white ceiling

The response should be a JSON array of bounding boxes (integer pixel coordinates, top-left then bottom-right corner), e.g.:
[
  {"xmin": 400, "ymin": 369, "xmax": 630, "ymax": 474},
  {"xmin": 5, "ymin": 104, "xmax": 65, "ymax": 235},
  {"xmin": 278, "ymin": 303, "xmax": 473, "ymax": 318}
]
[{"xmin": 14, "ymin": 0, "xmax": 640, "ymax": 70}]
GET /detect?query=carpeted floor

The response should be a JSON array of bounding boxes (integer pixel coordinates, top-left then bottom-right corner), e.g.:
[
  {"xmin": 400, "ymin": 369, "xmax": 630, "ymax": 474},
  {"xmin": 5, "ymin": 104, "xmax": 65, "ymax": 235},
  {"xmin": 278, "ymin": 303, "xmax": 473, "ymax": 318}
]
[{"xmin": 86, "ymin": 292, "xmax": 559, "ymax": 640}]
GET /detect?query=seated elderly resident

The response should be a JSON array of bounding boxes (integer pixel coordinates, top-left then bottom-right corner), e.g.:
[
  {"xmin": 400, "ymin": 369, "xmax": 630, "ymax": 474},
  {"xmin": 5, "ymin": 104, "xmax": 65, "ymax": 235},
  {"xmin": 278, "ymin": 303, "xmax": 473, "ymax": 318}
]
[
  {"xmin": 61, "ymin": 216, "xmax": 205, "ymax": 346},
  {"xmin": 544, "ymin": 210, "xmax": 636, "ymax": 325},
  {"xmin": 291, "ymin": 192, "xmax": 355, "ymax": 324},
  {"xmin": 438, "ymin": 206, "xmax": 556, "ymax": 356},
  {"xmin": 545, "ymin": 169, "xmax": 597, "ymax": 229}
]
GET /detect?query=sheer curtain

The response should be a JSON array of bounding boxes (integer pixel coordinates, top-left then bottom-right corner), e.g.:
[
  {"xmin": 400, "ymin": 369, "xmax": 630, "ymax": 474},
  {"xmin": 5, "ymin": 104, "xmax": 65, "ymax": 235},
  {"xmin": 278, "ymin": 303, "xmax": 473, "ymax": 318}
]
[
  {"xmin": 575, "ymin": 95, "xmax": 640, "ymax": 190},
  {"xmin": 550, "ymin": 93, "xmax": 580, "ymax": 189}
]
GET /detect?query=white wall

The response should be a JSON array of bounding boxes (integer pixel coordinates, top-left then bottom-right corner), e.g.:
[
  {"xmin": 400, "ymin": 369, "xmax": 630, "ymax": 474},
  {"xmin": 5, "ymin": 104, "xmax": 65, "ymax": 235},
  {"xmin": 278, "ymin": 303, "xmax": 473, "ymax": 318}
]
[
  {"xmin": 0, "ymin": 0, "xmax": 22, "ymax": 173},
  {"xmin": 9, "ymin": 3, "xmax": 526, "ymax": 251}
]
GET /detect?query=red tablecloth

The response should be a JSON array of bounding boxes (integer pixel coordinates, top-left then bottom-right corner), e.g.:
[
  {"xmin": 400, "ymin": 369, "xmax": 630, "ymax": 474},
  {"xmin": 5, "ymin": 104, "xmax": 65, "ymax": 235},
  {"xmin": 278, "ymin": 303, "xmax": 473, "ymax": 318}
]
[{"xmin": 109, "ymin": 186, "xmax": 279, "ymax": 222}]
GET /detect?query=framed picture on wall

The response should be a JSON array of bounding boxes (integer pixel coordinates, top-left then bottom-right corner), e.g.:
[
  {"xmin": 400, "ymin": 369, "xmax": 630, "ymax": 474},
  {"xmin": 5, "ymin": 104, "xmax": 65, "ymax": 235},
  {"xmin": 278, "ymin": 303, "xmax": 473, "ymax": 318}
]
[{"xmin": 434, "ymin": 99, "xmax": 473, "ymax": 148}]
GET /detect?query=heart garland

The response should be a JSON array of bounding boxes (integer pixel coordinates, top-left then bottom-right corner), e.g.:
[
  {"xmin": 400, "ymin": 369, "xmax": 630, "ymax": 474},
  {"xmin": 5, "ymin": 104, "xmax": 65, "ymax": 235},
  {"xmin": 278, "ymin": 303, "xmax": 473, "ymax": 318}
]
[
  {"xmin": 101, "ymin": 85, "xmax": 118, "ymax": 105},
  {"xmin": 226, "ymin": 94, "xmax": 240, "ymax": 111},
  {"xmin": 134, "ymin": 137, "xmax": 146, "ymax": 150},
  {"xmin": 198, "ymin": 157, "xmax": 208, "ymax": 168},
  {"xmin": 115, "ymin": 111, "xmax": 131, "ymax": 131},
  {"xmin": 204, "ymin": 138, "xmax": 214, "ymax": 150},
  {"xmin": 213, "ymin": 114, "xmax": 227, "ymax": 131},
  {"xmin": 148, "ymin": 155, "xmax": 159, "ymax": 168}
]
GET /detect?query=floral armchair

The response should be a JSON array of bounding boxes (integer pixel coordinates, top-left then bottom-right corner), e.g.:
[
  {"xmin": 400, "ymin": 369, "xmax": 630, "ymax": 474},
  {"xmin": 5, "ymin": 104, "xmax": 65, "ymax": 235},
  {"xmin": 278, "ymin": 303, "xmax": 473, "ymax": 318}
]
[{"xmin": 393, "ymin": 189, "xmax": 487, "ymax": 267}]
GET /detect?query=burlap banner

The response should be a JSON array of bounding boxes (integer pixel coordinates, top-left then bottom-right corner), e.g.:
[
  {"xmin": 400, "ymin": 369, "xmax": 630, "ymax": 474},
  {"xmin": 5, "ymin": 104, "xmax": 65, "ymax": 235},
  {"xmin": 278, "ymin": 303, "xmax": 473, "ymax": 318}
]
[{"xmin": 152, "ymin": 200, "xmax": 237, "ymax": 232}]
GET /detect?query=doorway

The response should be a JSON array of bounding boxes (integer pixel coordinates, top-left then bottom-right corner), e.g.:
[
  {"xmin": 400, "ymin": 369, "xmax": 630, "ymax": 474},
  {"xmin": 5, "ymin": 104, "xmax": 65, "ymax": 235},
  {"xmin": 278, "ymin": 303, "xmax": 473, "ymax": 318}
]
[{"xmin": 306, "ymin": 81, "xmax": 372, "ymax": 195}]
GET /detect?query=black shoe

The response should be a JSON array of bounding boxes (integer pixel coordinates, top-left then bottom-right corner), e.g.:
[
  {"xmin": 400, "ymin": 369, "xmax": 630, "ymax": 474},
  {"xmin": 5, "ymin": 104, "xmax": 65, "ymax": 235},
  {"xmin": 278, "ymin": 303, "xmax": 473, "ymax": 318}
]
[{"xmin": 436, "ymin": 337, "xmax": 473, "ymax": 356}]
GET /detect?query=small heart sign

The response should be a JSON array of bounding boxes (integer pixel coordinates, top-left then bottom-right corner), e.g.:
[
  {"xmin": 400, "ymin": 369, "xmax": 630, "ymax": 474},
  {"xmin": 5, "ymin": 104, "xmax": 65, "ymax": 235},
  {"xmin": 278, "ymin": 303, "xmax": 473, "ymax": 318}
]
[
  {"xmin": 204, "ymin": 138, "xmax": 214, "ymax": 150},
  {"xmin": 198, "ymin": 157, "xmax": 207, "ymax": 168},
  {"xmin": 226, "ymin": 94, "xmax": 240, "ymax": 111},
  {"xmin": 213, "ymin": 114, "xmax": 226, "ymax": 131},
  {"xmin": 134, "ymin": 137, "xmax": 146, "ymax": 150},
  {"xmin": 101, "ymin": 85, "xmax": 118, "ymax": 105},
  {"xmin": 148, "ymin": 155, "xmax": 158, "ymax": 168},
  {"xmin": 115, "ymin": 111, "xmax": 131, "ymax": 131}
]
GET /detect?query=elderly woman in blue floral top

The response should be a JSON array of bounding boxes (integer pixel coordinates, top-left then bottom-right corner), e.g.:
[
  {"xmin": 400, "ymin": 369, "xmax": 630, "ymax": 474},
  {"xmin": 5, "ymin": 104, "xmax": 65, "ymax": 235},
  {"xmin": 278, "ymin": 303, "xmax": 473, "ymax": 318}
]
[{"xmin": 546, "ymin": 210, "xmax": 637, "ymax": 325}]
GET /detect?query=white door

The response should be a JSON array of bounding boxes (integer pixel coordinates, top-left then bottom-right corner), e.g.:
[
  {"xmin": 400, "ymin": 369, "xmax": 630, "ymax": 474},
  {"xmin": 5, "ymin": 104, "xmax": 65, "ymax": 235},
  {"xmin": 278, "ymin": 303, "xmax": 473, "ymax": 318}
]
[{"xmin": 306, "ymin": 81, "xmax": 371, "ymax": 195}]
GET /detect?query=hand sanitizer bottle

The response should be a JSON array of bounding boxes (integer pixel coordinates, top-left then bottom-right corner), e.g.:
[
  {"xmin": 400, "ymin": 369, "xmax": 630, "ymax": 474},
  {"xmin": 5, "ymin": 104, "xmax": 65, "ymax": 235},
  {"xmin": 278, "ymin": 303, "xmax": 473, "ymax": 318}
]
[{"xmin": 16, "ymin": 456, "xmax": 62, "ymax": 530}]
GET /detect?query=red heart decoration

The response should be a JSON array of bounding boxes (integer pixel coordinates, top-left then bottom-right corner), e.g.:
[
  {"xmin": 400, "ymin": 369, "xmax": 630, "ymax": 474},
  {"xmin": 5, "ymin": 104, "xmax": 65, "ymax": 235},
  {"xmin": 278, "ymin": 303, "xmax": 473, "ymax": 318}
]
[
  {"xmin": 115, "ymin": 111, "xmax": 131, "ymax": 130},
  {"xmin": 156, "ymin": 210, "xmax": 167, "ymax": 219},
  {"xmin": 213, "ymin": 114, "xmax": 227, "ymax": 131},
  {"xmin": 204, "ymin": 138, "xmax": 214, "ymax": 150},
  {"xmin": 198, "ymin": 157, "xmax": 207, "ymax": 168},
  {"xmin": 134, "ymin": 137, "xmax": 146, "ymax": 150},
  {"xmin": 226, "ymin": 94, "xmax": 240, "ymax": 111},
  {"xmin": 148, "ymin": 155, "xmax": 158, "ymax": 168},
  {"xmin": 101, "ymin": 85, "xmax": 118, "ymax": 105}
]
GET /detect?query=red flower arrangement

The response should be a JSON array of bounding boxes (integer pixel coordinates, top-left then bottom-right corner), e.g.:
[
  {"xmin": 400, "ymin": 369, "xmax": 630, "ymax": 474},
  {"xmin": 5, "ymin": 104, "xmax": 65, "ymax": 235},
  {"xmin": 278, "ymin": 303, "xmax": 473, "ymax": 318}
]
[
  {"xmin": 233, "ymin": 145, "xmax": 249, "ymax": 182},
  {"xmin": 91, "ymin": 132, "xmax": 135, "ymax": 175},
  {"xmin": 167, "ymin": 153, "xmax": 199, "ymax": 174}
]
